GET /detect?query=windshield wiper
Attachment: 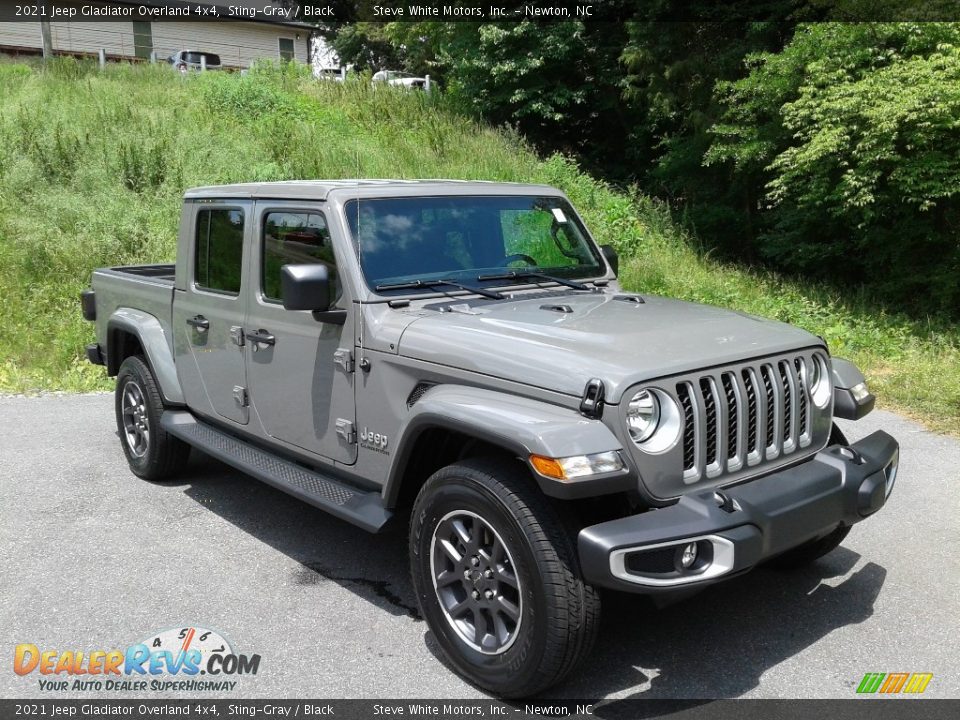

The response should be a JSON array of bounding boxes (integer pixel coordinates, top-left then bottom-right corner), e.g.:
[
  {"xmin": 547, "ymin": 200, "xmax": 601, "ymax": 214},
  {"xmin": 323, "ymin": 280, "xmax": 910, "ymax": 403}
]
[
  {"xmin": 375, "ymin": 278, "xmax": 505, "ymax": 300},
  {"xmin": 476, "ymin": 270, "xmax": 592, "ymax": 291}
]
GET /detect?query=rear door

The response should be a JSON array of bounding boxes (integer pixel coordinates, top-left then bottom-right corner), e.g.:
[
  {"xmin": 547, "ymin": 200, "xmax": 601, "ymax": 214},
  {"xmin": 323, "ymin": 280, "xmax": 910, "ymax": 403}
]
[
  {"xmin": 243, "ymin": 202, "xmax": 357, "ymax": 464},
  {"xmin": 173, "ymin": 201, "xmax": 250, "ymax": 425}
]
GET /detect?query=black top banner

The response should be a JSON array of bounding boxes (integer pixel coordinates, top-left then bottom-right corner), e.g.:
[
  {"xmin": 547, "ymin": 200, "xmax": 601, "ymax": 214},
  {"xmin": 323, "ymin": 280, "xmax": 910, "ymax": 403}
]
[{"xmin": 2, "ymin": 0, "xmax": 960, "ymax": 24}]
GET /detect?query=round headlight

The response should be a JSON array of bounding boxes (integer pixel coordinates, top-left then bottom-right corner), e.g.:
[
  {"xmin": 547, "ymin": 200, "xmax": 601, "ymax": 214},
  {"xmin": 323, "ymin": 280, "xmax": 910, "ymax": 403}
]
[
  {"xmin": 809, "ymin": 356, "xmax": 821, "ymax": 389},
  {"xmin": 809, "ymin": 354, "xmax": 831, "ymax": 408},
  {"xmin": 627, "ymin": 389, "xmax": 660, "ymax": 443}
]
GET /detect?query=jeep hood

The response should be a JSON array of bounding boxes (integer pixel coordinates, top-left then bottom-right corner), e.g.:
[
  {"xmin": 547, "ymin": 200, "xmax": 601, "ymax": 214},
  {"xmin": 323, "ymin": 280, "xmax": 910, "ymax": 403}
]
[{"xmin": 398, "ymin": 292, "xmax": 822, "ymax": 402}]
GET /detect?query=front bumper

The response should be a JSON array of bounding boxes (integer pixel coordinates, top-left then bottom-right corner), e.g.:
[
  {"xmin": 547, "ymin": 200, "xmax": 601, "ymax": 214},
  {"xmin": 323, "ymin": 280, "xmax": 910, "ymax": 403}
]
[{"xmin": 578, "ymin": 431, "xmax": 898, "ymax": 593}]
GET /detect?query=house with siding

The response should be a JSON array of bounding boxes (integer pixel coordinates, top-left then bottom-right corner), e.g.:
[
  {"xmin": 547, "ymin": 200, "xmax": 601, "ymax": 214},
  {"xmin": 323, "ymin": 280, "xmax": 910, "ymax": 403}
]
[{"xmin": 0, "ymin": 0, "xmax": 314, "ymax": 69}]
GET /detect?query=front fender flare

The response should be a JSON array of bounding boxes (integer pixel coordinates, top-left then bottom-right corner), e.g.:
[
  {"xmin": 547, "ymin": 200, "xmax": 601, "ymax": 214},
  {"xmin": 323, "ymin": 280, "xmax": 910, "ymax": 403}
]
[
  {"xmin": 107, "ymin": 309, "xmax": 184, "ymax": 405},
  {"xmin": 384, "ymin": 385, "xmax": 630, "ymax": 505},
  {"xmin": 831, "ymin": 357, "xmax": 874, "ymax": 420}
]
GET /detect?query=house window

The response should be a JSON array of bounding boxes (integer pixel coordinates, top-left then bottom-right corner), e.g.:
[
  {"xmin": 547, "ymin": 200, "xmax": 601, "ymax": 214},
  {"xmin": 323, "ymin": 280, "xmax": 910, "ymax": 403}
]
[
  {"xmin": 132, "ymin": 22, "xmax": 152, "ymax": 60},
  {"xmin": 278, "ymin": 38, "xmax": 295, "ymax": 62}
]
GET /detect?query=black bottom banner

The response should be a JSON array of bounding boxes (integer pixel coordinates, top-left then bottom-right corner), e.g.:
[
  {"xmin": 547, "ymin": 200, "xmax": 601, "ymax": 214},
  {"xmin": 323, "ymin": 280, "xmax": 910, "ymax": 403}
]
[{"xmin": 2, "ymin": 699, "xmax": 957, "ymax": 720}]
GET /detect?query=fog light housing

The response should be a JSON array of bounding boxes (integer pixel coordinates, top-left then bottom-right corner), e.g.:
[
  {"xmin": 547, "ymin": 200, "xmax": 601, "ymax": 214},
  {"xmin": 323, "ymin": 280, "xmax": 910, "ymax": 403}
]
[
  {"xmin": 677, "ymin": 542, "xmax": 698, "ymax": 570},
  {"xmin": 884, "ymin": 449, "xmax": 899, "ymax": 498}
]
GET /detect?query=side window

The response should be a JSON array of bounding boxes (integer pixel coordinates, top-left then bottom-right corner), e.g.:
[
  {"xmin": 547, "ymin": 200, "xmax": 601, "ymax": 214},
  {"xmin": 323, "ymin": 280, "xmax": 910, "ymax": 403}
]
[
  {"xmin": 195, "ymin": 208, "xmax": 244, "ymax": 295},
  {"xmin": 278, "ymin": 38, "xmax": 295, "ymax": 61},
  {"xmin": 262, "ymin": 211, "xmax": 337, "ymax": 303}
]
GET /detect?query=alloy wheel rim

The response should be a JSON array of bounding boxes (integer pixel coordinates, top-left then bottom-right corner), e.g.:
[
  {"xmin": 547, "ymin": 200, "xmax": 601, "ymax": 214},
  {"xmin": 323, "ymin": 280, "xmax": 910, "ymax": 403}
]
[
  {"xmin": 430, "ymin": 510, "xmax": 523, "ymax": 655},
  {"xmin": 121, "ymin": 381, "xmax": 150, "ymax": 458}
]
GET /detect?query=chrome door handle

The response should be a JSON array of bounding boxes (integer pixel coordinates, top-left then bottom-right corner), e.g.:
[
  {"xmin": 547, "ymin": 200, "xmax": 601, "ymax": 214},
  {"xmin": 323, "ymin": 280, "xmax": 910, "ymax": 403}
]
[
  {"xmin": 186, "ymin": 315, "xmax": 209, "ymax": 332},
  {"xmin": 246, "ymin": 329, "xmax": 275, "ymax": 351}
]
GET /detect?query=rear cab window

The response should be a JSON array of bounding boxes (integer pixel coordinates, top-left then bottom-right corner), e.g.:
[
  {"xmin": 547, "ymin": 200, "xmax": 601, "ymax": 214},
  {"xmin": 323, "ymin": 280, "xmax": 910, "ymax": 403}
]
[{"xmin": 194, "ymin": 208, "xmax": 244, "ymax": 295}]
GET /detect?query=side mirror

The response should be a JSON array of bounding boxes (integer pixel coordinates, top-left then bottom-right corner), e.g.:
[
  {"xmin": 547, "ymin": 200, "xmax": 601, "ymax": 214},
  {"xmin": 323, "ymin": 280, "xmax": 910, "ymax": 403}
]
[
  {"xmin": 281, "ymin": 264, "xmax": 347, "ymax": 325},
  {"xmin": 601, "ymin": 244, "xmax": 619, "ymax": 277},
  {"xmin": 281, "ymin": 264, "xmax": 333, "ymax": 312}
]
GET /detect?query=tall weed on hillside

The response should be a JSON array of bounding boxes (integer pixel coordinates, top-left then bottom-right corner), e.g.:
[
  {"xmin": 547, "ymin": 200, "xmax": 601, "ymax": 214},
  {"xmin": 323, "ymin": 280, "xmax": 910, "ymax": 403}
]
[{"xmin": 0, "ymin": 60, "xmax": 956, "ymax": 435}]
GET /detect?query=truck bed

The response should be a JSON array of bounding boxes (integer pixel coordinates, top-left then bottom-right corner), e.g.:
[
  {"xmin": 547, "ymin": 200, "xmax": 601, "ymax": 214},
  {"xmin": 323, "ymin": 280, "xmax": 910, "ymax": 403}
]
[
  {"xmin": 90, "ymin": 264, "xmax": 177, "ymax": 356},
  {"xmin": 106, "ymin": 264, "xmax": 176, "ymax": 283}
]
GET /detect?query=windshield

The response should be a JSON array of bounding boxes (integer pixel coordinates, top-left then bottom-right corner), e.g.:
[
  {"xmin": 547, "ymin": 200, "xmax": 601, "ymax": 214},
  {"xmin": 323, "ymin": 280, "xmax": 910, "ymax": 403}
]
[{"xmin": 344, "ymin": 195, "xmax": 604, "ymax": 292}]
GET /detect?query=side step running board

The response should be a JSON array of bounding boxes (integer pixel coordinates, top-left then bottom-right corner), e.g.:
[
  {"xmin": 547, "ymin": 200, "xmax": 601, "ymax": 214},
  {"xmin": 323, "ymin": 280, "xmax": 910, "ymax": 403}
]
[{"xmin": 161, "ymin": 411, "xmax": 392, "ymax": 533}]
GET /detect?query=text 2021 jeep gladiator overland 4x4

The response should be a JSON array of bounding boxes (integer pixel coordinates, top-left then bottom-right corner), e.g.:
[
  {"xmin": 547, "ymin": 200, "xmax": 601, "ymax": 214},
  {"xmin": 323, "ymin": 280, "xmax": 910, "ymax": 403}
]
[{"xmin": 82, "ymin": 181, "xmax": 898, "ymax": 696}]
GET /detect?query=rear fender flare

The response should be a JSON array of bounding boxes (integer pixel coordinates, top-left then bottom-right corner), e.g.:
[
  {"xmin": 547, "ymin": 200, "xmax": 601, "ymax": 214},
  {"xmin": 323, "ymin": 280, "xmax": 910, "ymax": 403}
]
[{"xmin": 107, "ymin": 309, "xmax": 183, "ymax": 405}]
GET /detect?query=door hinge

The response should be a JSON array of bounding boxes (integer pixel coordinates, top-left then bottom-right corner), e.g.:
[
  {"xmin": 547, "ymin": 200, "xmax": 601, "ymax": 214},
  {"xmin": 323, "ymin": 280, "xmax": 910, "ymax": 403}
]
[
  {"xmin": 233, "ymin": 386, "xmax": 248, "ymax": 407},
  {"xmin": 230, "ymin": 326, "xmax": 245, "ymax": 347},
  {"xmin": 333, "ymin": 348, "xmax": 354, "ymax": 373},
  {"xmin": 335, "ymin": 418, "xmax": 356, "ymax": 444}
]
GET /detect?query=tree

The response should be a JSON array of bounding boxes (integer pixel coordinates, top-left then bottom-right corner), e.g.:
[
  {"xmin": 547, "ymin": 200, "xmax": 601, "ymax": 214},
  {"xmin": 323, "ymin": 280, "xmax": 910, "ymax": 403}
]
[
  {"xmin": 707, "ymin": 23, "xmax": 960, "ymax": 313},
  {"xmin": 620, "ymin": 18, "xmax": 793, "ymax": 253}
]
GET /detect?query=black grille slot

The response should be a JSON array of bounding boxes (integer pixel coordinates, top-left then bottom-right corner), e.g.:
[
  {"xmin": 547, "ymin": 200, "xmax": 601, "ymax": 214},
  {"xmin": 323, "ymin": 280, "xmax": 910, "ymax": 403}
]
[
  {"xmin": 795, "ymin": 357, "xmax": 808, "ymax": 437},
  {"xmin": 626, "ymin": 547, "xmax": 678, "ymax": 575},
  {"xmin": 743, "ymin": 369, "xmax": 758, "ymax": 454},
  {"xmin": 678, "ymin": 383, "xmax": 695, "ymax": 471},
  {"xmin": 700, "ymin": 378, "xmax": 718, "ymax": 467},
  {"xmin": 406, "ymin": 382, "xmax": 434, "ymax": 408},
  {"xmin": 664, "ymin": 353, "xmax": 821, "ymax": 483},
  {"xmin": 761, "ymin": 366, "xmax": 776, "ymax": 448},
  {"xmin": 722, "ymin": 373, "xmax": 738, "ymax": 460},
  {"xmin": 779, "ymin": 361, "xmax": 792, "ymax": 443}
]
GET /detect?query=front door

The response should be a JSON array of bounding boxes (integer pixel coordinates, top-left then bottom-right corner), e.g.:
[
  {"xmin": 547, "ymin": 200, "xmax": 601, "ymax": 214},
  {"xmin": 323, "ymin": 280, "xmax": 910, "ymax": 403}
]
[
  {"xmin": 244, "ymin": 203, "xmax": 357, "ymax": 464},
  {"xmin": 173, "ymin": 202, "xmax": 249, "ymax": 425}
]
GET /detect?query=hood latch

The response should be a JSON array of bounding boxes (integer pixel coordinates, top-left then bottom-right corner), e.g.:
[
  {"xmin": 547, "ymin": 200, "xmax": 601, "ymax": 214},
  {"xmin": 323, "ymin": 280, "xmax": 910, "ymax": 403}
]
[{"xmin": 579, "ymin": 378, "xmax": 606, "ymax": 419}]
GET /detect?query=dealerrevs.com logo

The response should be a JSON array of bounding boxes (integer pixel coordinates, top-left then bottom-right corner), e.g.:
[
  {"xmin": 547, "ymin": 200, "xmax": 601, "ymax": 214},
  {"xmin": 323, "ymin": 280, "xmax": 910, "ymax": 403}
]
[{"xmin": 14, "ymin": 626, "xmax": 260, "ymax": 692}]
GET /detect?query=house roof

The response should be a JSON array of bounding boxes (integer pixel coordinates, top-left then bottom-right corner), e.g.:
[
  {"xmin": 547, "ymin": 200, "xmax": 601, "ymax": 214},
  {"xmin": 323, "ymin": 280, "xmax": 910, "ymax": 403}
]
[
  {"xmin": 111, "ymin": 1, "xmax": 316, "ymax": 30},
  {"xmin": 184, "ymin": 180, "xmax": 563, "ymax": 201}
]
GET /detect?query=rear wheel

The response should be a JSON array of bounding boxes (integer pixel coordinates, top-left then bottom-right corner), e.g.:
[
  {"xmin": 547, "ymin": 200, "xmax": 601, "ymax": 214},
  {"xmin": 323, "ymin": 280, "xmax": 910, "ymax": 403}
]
[
  {"xmin": 409, "ymin": 457, "xmax": 600, "ymax": 698},
  {"xmin": 115, "ymin": 355, "xmax": 190, "ymax": 481}
]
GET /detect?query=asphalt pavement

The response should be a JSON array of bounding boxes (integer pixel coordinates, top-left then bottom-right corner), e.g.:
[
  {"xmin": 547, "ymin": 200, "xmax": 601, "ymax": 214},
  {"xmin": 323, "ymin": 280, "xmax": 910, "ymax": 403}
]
[{"xmin": 1, "ymin": 393, "xmax": 957, "ymax": 699}]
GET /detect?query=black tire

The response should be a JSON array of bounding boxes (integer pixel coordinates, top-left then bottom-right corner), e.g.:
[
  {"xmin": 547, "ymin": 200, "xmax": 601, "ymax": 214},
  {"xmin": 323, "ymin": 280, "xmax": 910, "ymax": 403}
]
[
  {"xmin": 409, "ymin": 456, "xmax": 600, "ymax": 698},
  {"xmin": 767, "ymin": 525, "xmax": 851, "ymax": 569},
  {"xmin": 115, "ymin": 355, "xmax": 190, "ymax": 481}
]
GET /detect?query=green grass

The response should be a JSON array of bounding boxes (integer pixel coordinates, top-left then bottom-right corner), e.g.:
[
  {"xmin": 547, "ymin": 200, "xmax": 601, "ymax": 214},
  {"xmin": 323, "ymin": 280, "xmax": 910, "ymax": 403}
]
[{"xmin": 0, "ymin": 58, "xmax": 957, "ymax": 435}]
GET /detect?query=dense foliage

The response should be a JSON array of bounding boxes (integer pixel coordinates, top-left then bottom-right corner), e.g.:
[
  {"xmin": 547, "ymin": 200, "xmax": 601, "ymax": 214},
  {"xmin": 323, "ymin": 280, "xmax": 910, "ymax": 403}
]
[
  {"xmin": 328, "ymin": 17, "xmax": 960, "ymax": 317},
  {"xmin": 708, "ymin": 23, "xmax": 960, "ymax": 314}
]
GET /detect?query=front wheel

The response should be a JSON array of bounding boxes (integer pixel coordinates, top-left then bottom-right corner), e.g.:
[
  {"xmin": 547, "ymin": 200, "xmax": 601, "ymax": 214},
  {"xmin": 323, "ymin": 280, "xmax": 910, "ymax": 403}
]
[
  {"xmin": 409, "ymin": 457, "xmax": 600, "ymax": 698},
  {"xmin": 115, "ymin": 355, "xmax": 190, "ymax": 481}
]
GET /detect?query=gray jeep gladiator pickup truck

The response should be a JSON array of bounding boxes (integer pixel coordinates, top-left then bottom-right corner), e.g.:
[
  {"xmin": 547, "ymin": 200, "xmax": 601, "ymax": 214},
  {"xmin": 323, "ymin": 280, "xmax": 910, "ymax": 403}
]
[{"xmin": 82, "ymin": 180, "xmax": 898, "ymax": 697}]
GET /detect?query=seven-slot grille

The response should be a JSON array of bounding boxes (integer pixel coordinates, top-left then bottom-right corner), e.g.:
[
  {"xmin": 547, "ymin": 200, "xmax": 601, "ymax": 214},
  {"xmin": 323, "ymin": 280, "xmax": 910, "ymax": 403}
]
[{"xmin": 676, "ymin": 354, "xmax": 815, "ymax": 482}]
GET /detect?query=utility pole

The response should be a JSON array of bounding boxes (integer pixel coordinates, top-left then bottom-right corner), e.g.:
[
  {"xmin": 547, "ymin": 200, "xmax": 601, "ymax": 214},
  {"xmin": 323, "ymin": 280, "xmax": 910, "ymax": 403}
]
[{"xmin": 40, "ymin": 21, "xmax": 53, "ymax": 61}]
